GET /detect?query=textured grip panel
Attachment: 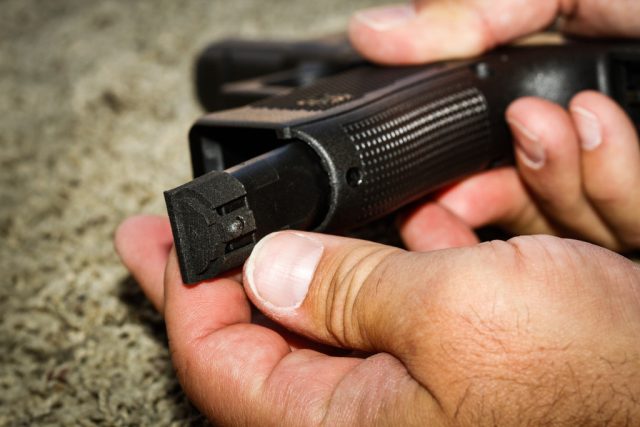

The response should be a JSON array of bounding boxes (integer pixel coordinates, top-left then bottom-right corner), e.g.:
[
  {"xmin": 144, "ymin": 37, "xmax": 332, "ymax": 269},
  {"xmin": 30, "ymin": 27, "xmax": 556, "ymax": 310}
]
[{"xmin": 343, "ymin": 84, "xmax": 491, "ymax": 220}]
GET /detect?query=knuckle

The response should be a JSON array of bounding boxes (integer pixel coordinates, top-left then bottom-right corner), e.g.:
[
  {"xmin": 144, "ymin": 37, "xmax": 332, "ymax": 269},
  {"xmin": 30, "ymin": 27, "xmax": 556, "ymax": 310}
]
[
  {"xmin": 507, "ymin": 234, "xmax": 573, "ymax": 260},
  {"xmin": 427, "ymin": 238, "xmax": 640, "ymax": 424},
  {"xmin": 316, "ymin": 243, "xmax": 402, "ymax": 349}
]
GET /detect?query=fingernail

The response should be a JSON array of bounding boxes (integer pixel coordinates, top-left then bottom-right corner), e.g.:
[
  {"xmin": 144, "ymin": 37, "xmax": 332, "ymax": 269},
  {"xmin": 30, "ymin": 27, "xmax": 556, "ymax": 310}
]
[
  {"xmin": 571, "ymin": 107, "xmax": 603, "ymax": 151},
  {"xmin": 507, "ymin": 118, "xmax": 546, "ymax": 170},
  {"xmin": 245, "ymin": 232, "xmax": 324, "ymax": 310},
  {"xmin": 354, "ymin": 4, "xmax": 416, "ymax": 32}
]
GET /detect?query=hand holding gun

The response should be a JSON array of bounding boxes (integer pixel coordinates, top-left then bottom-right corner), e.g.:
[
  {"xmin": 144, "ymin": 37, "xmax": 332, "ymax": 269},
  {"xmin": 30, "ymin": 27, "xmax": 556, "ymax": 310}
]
[
  {"xmin": 165, "ymin": 38, "xmax": 640, "ymax": 284},
  {"xmin": 116, "ymin": 1, "xmax": 640, "ymax": 425}
]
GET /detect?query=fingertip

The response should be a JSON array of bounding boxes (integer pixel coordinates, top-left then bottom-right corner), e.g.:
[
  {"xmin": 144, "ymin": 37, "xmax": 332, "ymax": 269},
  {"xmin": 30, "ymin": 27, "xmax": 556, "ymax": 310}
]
[
  {"xmin": 348, "ymin": 3, "xmax": 489, "ymax": 65},
  {"xmin": 506, "ymin": 97, "xmax": 578, "ymax": 170},
  {"xmin": 115, "ymin": 215, "xmax": 173, "ymax": 311},
  {"xmin": 350, "ymin": 4, "xmax": 416, "ymax": 33},
  {"xmin": 114, "ymin": 215, "xmax": 172, "ymax": 262},
  {"xmin": 114, "ymin": 215, "xmax": 143, "ymax": 261},
  {"xmin": 437, "ymin": 168, "xmax": 528, "ymax": 227},
  {"xmin": 569, "ymin": 91, "xmax": 639, "ymax": 149},
  {"xmin": 399, "ymin": 202, "xmax": 478, "ymax": 251},
  {"xmin": 569, "ymin": 91, "xmax": 611, "ymax": 147},
  {"xmin": 243, "ymin": 231, "xmax": 325, "ymax": 315},
  {"xmin": 348, "ymin": 10, "xmax": 422, "ymax": 65},
  {"xmin": 569, "ymin": 91, "xmax": 640, "ymax": 169},
  {"xmin": 506, "ymin": 97, "xmax": 576, "ymax": 144}
]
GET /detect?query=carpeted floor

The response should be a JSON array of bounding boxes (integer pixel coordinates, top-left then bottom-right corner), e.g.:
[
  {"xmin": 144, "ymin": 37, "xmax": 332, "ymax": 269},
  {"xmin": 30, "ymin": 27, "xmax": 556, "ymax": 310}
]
[{"xmin": 0, "ymin": 1, "xmax": 386, "ymax": 425}]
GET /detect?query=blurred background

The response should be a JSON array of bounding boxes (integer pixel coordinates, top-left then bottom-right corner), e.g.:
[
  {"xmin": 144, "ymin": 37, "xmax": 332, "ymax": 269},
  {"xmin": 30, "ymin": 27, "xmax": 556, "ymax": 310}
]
[{"xmin": 0, "ymin": 0, "xmax": 385, "ymax": 424}]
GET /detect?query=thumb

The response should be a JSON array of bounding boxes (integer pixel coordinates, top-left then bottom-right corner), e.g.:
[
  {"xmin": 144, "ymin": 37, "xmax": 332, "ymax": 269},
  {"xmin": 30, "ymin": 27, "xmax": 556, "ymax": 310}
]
[
  {"xmin": 349, "ymin": 0, "xmax": 640, "ymax": 65},
  {"xmin": 242, "ymin": 231, "xmax": 467, "ymax": 355},
  {"xmin": 348, "ymin": 0, "xmax": 560, "ymax": 64},
  {"xmin": 242, "ymin": 231, "xmax": 640, "ymax": 361}
]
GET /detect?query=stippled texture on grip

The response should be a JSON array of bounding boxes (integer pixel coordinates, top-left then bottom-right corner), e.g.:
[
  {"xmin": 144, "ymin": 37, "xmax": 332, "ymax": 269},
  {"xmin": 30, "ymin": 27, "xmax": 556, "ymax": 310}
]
[{"xmin": 343, "ymin": 84, "xmax": 491, "ymax": 220}]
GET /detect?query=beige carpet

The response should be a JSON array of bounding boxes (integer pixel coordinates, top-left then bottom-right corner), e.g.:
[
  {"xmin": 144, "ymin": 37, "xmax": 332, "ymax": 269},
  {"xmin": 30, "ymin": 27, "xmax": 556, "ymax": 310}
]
[{"xmin": 0, "ymin": 1, "xmax": 385, "ymax": 425}]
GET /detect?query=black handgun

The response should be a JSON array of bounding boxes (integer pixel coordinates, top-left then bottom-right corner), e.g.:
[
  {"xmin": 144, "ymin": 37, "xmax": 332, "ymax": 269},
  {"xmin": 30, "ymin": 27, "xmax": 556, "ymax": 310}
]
[{"xmin": 165, "ymin": 36, "xmax": 640, "ymax": 284}]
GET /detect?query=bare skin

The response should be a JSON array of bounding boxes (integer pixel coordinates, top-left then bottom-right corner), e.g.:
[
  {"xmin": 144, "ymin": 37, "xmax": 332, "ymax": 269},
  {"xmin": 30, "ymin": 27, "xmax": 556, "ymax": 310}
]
[{"xmin": 116, "ymin": 1, "xmax": 640, "ymax": 425}]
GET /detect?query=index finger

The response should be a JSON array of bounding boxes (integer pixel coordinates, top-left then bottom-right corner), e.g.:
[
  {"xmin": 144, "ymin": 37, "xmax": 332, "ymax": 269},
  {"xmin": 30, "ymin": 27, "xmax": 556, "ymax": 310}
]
[{"xmin": 162, "ymin": 250, "xmax": 378, "ymax": 426}]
